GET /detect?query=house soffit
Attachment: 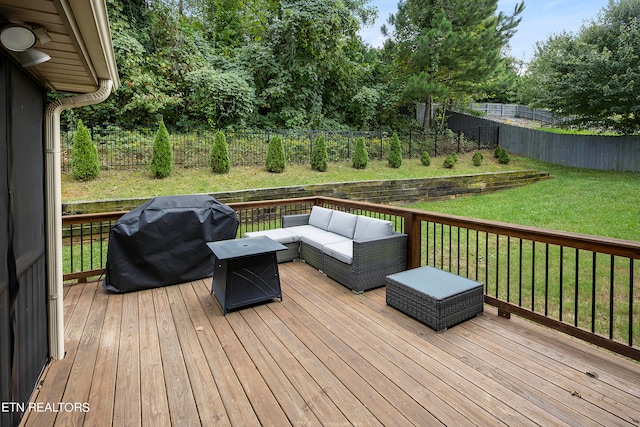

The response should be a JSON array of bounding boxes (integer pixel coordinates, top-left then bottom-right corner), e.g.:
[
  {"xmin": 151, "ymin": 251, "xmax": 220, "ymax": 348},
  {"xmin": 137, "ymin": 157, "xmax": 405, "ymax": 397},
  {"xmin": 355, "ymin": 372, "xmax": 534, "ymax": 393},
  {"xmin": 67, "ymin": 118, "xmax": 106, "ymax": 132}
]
[{"xmin": 0, "ymin": 0, "xmax": 119, "ymax": 94}]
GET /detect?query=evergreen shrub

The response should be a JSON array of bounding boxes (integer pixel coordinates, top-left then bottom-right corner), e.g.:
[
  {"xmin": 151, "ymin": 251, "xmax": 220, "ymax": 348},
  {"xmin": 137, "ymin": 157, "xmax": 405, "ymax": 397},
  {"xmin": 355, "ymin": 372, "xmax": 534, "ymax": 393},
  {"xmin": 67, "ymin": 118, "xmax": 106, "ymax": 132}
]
[
  {"xmin": 388, "ymin": 133, "xmax": 402, "ymax": 168},
  {"xmin": 495, "ymin": 146, "xmax": 511, "ymax": 164},
  {"xmin": 352, "ymin": 137, "xmax": 368, "ymax": 169},
  {"xmin": 472, "ymin": 152, "xmax": 484, "ymax": 166},
  {"xmin": 150, "ymin": 119, "xmax": 173, "ymax": 178},
  {"xmin": 266, "ymin": 135, "xmax": 286, "ymax": 173},
  {"xmin": 71, "ymin": 120, "xmax": 100, "ymax": 181},
  {"xmin": 443, "ymin": 154, "xmax": 456, "ymax": 169},
  {"xmin": 210, "ymin": 130, "xmax": 230, "ymax": 173},
  {"xmin": 420, "ymin": 151, "xmax": 431, "ymax": 166},
  {"xmin": 310, "ymin": 135, "xmax": 328, "ymax": 172}
]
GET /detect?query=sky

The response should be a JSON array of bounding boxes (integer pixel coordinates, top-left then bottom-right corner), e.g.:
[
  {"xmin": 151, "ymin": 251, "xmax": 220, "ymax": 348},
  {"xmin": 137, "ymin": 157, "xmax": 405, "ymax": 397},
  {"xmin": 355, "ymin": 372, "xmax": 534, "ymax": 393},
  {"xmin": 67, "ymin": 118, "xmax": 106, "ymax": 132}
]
[{"xmin": 358, "ymin": 0, "xmax": 610, "ymax": 63}]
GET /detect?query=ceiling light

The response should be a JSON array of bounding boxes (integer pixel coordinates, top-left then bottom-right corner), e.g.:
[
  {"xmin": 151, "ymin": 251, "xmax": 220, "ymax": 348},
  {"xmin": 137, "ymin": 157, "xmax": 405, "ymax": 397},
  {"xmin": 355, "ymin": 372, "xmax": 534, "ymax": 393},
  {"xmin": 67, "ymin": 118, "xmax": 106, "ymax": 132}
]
[
  {"xmin": 0, "ymin": 25, "xmax": 36, "ymax": 52},
  {"xmin": 19, "ymin": 48, "xmax": 50, "ymax": 67}
]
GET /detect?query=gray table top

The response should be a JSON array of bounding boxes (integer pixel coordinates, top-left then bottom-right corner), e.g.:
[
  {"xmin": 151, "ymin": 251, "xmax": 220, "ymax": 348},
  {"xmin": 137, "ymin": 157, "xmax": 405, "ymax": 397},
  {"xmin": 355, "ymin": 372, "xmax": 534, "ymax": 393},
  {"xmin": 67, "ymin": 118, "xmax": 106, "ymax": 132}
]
[
  {"xmin": 207, "ymin": 236, "xmax": 287, "ymax": 260},
  {"xmin": 387, "ymin": 266, "xmax": 483, "ymax": 300}
]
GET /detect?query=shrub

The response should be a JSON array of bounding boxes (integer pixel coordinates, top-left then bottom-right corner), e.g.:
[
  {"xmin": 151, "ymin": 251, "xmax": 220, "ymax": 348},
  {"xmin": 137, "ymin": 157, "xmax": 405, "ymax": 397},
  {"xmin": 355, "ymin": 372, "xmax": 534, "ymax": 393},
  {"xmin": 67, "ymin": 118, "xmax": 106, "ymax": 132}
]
[
  {"xmin": 443, "ymin": 154, "xmax": 456, "ymax": 169},
  {"xmin": 498, "ymin": 149, "xmax": 511, "ymax": 164},
  {"xmin": 71, "ymin": 120, "xmax": 100, "ymax": 181},
  {"xmin": 352, "ymin": 137, "xmax": 368, "ymax": 169},
  {"xmin": 420, "ymin": 151, "xmax": 431, "ymax": 166},
  {"xmin": 266, "ymin": 135, "xmax": 286, "ymax": 173},
  {"xmin": 388, "ymin": 133, "xmax": 402, "ymax": 168},
  {"xmin": 210, "ymin": 130, "xmax": 230, "ymax": 173},
  {"xmin": 150, "ymin": 119, "xmax": 173, "ymax": 178},
  {"xmin": 472, "ymin": 152, "xmax": 484, "ymax": 166},
  {"xmin": 494, "ymin": 146, "xmax": 506, "ymax": 158},
  {"xmin": 310, "ymin": 135, "xmax": 329, "ymax": 172}
]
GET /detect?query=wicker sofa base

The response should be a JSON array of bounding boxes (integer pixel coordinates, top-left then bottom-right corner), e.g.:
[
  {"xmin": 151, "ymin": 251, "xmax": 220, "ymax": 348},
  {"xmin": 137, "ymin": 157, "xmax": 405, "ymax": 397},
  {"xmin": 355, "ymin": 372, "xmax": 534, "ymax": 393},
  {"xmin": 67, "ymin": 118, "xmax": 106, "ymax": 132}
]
[{"xmin": 386, "ymin": 266, "xmax": 483, "ymax": 332}]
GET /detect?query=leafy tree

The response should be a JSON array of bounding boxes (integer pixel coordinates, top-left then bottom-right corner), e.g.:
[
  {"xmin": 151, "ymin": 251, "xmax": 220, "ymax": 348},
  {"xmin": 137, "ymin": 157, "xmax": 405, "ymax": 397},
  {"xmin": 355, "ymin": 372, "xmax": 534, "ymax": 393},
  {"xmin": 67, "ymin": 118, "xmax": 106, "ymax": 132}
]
[
  {"xmin": 352, "ymin": 137, "xmax": 368, "ymax": 169},
  {"xmin": 524, "ymin": 0, "xmax": 640, "ymax": 133},
  {"xmin": 265, "ymin": 135, "xmax": 286, "ymax": 173},
  {"xmin": 385, "ymin": 0, "xmax": 524, "ymax": 131},
  {"xmin": 388, "ymin": 133, "xmax": 402, "ymax": 168},
  {"xmin": 246, "ymin": 0, "xmax": 377, "ymax": 128},
  {"xmin": 71, "ymin": 120, "xmax": 100, "ymax": 181},
  {"xmin": 310, "ymin": 135, "xmax": 329, "ymax": 172},
  {"xmin": 150, "ymin": 119, "xmax": 173, "ymax": 178},
  {"xmin": 210, "ymin": 130, "xmax": 230, "ymax": 173},
  {"xmin": 186, "ymin": 68, "xmax": 255, "ymax": 128}
]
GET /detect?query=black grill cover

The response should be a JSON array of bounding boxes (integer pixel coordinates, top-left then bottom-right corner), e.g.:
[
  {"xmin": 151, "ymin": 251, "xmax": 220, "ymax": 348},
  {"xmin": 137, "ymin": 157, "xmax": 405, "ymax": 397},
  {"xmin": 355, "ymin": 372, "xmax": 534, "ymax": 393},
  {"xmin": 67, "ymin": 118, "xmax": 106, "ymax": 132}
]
[{"xmin": 103, "ymin": 195, "xmax": 238, "ymax": 293}]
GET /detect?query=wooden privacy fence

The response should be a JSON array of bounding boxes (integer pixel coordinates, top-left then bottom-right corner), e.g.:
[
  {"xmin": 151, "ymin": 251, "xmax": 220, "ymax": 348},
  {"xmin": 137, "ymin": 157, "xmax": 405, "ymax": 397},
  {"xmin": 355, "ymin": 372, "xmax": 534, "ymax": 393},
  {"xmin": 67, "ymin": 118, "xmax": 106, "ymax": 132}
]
[
  {"xmin": 61, "ymin": 196, "xmax": 640, "ymax": 361},
  {"xmin": 447, "ymin": 112, "xmax": 640, "ymax": 172}
]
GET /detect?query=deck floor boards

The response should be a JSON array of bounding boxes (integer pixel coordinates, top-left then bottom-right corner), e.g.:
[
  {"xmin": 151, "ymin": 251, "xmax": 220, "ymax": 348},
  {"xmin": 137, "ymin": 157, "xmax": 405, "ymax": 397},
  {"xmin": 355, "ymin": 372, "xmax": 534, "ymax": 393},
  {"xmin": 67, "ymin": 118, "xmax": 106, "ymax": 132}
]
[{"xmin": 22, "ymin": 261, "xmax": 640, "ymax": 426}]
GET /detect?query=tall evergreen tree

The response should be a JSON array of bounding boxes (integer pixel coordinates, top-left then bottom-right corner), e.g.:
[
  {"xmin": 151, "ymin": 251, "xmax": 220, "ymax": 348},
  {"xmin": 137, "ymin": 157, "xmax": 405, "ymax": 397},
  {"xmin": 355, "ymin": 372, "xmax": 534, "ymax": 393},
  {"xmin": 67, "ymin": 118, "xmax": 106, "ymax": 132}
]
[
  {"xmin": 310, "ymin": 135, "xmax": 329, "ymax": 172},
  {"xmin": 210, "ymin": 130, "xmax": 231, "ymax": 173},
  {"xmin": 385, "ymin": 0, "xmax": 524, "ymax": 131},
  {"xmin": 71, "ymin": 120, "xmax": 100, "ymax": 181},
  {"xmin": 150, "ymin": 119, "xmax": 173, "ymax": 178}
]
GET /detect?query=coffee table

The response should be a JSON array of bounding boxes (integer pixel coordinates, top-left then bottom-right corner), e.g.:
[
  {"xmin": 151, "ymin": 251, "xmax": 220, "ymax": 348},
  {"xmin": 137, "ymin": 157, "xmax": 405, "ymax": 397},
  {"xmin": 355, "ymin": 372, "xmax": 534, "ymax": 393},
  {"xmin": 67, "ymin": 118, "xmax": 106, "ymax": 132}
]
[
  {"xmin": 207, "ymin": 236, "xmax": 287, "ymax": 315},
  {"xmin": 386, "ymin": 266, "xmax": 484, "ymax": 332}
]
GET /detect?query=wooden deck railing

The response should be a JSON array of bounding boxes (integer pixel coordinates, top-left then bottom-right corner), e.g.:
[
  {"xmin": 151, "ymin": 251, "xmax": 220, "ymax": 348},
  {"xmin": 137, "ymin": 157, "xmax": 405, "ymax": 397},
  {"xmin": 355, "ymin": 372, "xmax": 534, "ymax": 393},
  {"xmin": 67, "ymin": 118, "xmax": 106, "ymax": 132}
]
[{"xmin": 62, "ymin": 196, "xmax": 640, "ymax": 361}]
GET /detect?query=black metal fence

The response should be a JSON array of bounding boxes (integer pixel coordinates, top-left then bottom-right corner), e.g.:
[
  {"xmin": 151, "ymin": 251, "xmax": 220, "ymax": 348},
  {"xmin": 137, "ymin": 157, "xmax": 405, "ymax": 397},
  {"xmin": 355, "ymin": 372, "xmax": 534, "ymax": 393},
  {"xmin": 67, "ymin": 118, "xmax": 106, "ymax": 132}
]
[{"xmin": 60, "ymin": 126, "xmax": 493, "ymax": 172}]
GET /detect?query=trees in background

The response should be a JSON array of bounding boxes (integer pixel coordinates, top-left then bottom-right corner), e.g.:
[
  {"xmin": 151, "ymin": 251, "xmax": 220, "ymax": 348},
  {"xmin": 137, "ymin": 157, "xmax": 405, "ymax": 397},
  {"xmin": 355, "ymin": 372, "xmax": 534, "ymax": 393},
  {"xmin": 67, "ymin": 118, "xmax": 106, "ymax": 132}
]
[
  {"xmin": 383, "ymin": 0, "xmax": 524, "ymax": 131},
  {"xmin": 74, "ymin": 0, "xmax": 531, "ymax": 132},
  {"xmin": 521, "ymin": 0, "xmax": 640, "ymax": 133}
]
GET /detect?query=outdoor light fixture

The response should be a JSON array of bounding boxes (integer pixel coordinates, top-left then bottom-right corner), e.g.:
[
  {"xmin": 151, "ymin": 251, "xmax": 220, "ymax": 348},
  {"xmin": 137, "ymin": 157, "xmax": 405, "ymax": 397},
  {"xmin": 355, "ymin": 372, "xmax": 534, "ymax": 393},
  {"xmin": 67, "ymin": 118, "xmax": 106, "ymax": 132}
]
[
  {"xmin": 0, "ymin": 24, "xmax": 36, "ymax": 51},
  {"xmin": 19, "ymin": 48, "xmax": 50, "ymax": 67},
  {"xmin": 0, "ymin": 23, "xmax": 51, "ymax": 67}
]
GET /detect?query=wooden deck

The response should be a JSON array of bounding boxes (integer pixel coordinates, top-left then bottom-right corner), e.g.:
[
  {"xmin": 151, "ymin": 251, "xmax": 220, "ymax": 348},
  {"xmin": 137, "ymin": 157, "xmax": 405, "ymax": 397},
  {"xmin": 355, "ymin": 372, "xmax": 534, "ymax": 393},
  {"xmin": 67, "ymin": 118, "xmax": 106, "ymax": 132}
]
[{"xmin": 22, "ymin": 261, "xmax": 640, "ymax": 426}]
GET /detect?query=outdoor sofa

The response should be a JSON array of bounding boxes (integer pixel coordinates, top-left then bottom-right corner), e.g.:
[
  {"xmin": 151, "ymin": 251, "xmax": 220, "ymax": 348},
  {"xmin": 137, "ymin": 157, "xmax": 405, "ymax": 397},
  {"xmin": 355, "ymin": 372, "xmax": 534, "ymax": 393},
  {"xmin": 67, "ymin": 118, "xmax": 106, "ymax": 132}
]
[{"xmin": 245, "ymin": 206, "xmax": 408, "ymax": 293}]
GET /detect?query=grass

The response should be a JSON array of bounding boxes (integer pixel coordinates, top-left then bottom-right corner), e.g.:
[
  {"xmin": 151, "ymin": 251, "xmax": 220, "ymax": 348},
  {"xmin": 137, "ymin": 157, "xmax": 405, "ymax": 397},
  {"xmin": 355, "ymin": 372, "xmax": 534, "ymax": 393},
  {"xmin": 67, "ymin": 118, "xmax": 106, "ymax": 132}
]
[
  {"xmin": 63, "ymin": 150, "xmax": 640, "ymax": 242},
  {"xmin": 408, "ymin": 156, "xmax": 640, "ymax": 242},
  {"xmin": 61, "ymin": 150, "xmax": 525, "ymax": 201},
  {"xmin": 534, "ymin": 126, "xmax": 621, "ymax": 136}
]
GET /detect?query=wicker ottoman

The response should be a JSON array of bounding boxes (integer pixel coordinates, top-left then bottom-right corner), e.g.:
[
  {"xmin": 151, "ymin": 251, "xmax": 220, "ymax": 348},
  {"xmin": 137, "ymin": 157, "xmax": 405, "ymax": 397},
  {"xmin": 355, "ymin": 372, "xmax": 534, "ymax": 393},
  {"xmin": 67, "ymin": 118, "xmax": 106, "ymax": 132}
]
[{"xmin": 386, "ymin": 266, "xmax": 484, "ymax": 332}]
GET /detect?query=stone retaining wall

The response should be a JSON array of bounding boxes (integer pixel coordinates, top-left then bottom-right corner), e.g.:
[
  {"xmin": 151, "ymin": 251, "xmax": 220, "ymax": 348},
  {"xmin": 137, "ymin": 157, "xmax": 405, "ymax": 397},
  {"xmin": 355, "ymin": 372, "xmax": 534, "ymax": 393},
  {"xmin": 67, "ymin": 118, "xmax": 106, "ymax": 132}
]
[{"xmin": 62, "ymin": 170, "xmax": 550, "ymax": 214}]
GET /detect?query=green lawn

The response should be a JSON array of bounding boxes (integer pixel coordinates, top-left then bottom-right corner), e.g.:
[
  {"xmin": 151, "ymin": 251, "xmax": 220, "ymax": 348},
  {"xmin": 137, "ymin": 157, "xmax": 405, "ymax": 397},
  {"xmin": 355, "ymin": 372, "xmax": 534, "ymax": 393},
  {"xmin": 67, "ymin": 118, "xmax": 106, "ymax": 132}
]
[
  {"xmin": 408, "ymin": 157, "xmax": 640, "ymax": 242},
  {"xmin": 62, "ymin": 151, "xmax": 640, "ymax": 242}
]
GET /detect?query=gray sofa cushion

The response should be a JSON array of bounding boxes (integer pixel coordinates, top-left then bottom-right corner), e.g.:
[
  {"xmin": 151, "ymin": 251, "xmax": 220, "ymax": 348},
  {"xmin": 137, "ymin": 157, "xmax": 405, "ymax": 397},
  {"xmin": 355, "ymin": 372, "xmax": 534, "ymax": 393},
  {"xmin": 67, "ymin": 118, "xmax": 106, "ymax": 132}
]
[
  {"xmin": 327, "ymin": 210, "xmax": 358, "ymax": 238},
  {"xmin": 354, "ymin": 216, "xmax": 393, "ymax": 240},
  {"xmin": 308, "ymin": 206, "xmax": 334, "ymax": 230},
  {"xmin": 300, "ymin": 230, "xmax": 351, "ymax": 250},
  {"xmin": 245, "ymin": 228, "xmax": 298, "ymax": 244},
  {"xmin": 323, "ymin": 241, "xmax": 353, "ymax": 264}
]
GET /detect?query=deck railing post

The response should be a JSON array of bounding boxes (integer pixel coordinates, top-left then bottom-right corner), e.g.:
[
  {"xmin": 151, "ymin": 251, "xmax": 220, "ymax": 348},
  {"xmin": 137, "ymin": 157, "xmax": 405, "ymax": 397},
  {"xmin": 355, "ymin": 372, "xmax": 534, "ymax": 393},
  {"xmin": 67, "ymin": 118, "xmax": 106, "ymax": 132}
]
[{"xmin": 404, "ymin": 211, "xmax": 421, "ymax": 270}]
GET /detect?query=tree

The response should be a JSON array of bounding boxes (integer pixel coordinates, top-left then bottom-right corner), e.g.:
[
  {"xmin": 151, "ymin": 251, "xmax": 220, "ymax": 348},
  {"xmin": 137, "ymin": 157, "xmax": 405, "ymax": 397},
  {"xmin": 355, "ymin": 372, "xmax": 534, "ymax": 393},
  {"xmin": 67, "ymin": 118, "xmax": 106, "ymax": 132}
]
[
  {"xmin": 210, "ymin": 130, "xmax": 230, "ymax": 173},
  {"xmin": 388, "ymin": 133, "xmax": 402, "ymax": 168},
  {"xmin": 310, "ymin": 135, "xmax": 329, "ymax": 172},
  {"xmin": 150, "ymin": 119, "xmax": 173, "ymax": 178},
  {"xmin": 186, "ymin": 68, "xmax": 255, "ymax": 128},
  {"xmin": 352, "ymin": 137, "xmax": 368, "ymax": 169},
  {"xmin": 524, "ymin": 0, "xmax": 640, "ymax": 133},
  {"xmin": 71, "ymin": 120, "xmax": 100, "ymax": 181},
  {"xmin": 265, "ymin": 135, "xmax": 286, "ymax": 173},
  {"xmin": 385, "ymin": 0, "xmax": 524, "ymax": 131}
]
